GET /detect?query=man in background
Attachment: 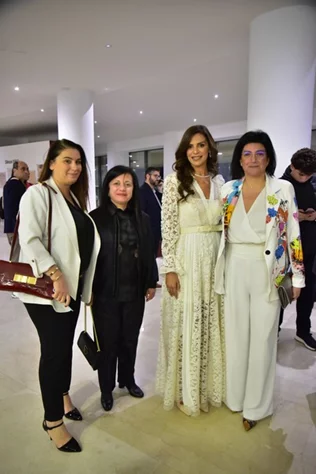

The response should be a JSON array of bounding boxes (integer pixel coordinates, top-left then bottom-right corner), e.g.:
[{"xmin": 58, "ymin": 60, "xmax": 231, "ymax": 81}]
[
  {"xmin": 3, "ymin": 160, "xmax": 29, "ymax": 245},
  {"xmin": 280, "ymin": 148, "xmax": 316, "ymax": 350},
  {"xmin": 139, "ymin": 167, "xmax": 162, "ymax": 257}
]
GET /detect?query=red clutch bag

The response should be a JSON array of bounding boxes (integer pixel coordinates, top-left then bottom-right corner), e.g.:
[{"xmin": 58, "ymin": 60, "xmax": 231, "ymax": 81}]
[{"xmin": 0, "ymin": 183, "xmax": 54, "ymax": 300}]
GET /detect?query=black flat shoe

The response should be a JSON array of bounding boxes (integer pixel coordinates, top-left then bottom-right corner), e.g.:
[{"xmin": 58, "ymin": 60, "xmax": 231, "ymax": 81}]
[
  {"xmin": 64, "ymin": 407, "xmax": 83, "ymax": 421},
  {"xmin": 101, "ymin": 393, "xmax": 113, "ymax": 411},
  {"xmin": 42, "ymin": 420, "xmax": 81, "ymax": 452},
  {"xmin": 125, "ymin": 383, "xmax": 144, "ymax": 398}
]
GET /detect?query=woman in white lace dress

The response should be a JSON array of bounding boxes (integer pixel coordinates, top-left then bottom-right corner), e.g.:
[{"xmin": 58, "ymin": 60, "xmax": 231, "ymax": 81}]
[{"xmin": 156, "ymin": 125, "xmax": 225, "ymax": 416}]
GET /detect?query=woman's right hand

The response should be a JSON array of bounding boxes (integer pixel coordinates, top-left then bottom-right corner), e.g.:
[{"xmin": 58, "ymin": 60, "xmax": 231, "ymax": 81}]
[
  {"xmin": 52, "ymin": 274, "xmax": 71, "ymax": 307},
  {"xmin": 165, "ymin": 272, "xmax": 181, "ymax": 299}
]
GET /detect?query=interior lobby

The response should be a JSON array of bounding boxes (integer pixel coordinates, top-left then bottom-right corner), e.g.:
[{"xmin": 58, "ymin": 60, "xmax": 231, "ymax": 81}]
[{"xmin": 0, "ymin": 1, "xmax": 316, "ymax": 473}]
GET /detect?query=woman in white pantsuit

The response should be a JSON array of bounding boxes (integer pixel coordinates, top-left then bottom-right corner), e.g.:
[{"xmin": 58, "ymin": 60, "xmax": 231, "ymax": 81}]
[{"xmin": 215, "ymin": 130, "xmax": 305, "ymax": 431}]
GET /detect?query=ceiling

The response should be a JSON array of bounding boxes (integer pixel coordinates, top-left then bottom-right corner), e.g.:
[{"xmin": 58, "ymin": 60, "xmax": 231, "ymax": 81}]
[{"xmin": 0, "ymin": 0, "xmax": 315, "ymax": 147}]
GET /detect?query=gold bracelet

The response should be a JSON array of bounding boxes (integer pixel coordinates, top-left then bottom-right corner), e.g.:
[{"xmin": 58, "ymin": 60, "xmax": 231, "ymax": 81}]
[
  {"xmin": 51, "ymin": 273, "xmax": 62, "ymax": 282},
  {"xmin": 49, "ymin": 266, "xmax": 59, "ymax": 277}
]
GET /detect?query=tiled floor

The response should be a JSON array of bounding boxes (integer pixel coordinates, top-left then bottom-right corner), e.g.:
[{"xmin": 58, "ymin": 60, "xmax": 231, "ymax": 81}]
[{"xmin": 0, "ymin": 221, "xmax": 315, "ymax": 474}]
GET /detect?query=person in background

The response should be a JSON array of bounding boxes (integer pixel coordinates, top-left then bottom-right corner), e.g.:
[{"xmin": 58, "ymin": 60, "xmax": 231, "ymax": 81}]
[
  {"xmin": 279, "ymin": 148, "xmax": 316, "ymax": 350},
  {"xmin": 215, "ymin": 130, "xmax": 304, "ymax": 431},
  {"xmin": 18, "ymin": 139, "xmax": 100, "ymax": 453},
  {"xmin": 3, "ymin": 160, "xmax": 29, "ymax": 245},
  {"xmin": 156, "ymin": 125, "xmax": 225, "ymax": 416},
  {"xmin": 90, "ymin": 165, "xmax": 158, "ymax": 412},
  {"xmin": 139, "ymin": 167, "xmax": 162, "ymax": 258}
]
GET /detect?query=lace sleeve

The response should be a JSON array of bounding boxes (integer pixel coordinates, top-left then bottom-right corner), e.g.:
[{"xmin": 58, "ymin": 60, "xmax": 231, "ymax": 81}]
[{"xmin": 160, "ymin": 174, "xmax": 183, "ymax": 275}]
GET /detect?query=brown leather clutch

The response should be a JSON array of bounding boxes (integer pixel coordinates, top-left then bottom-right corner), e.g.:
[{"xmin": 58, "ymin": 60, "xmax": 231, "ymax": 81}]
[{"xmin": 0, "ymin": 260, "xmax": 54, "ymax": 299}]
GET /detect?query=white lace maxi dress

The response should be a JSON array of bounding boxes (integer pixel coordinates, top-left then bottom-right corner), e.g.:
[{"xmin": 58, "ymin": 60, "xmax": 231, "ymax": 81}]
[{"xmin": 156, "ymin": 173, "xmax": 226, "ymax": 416}]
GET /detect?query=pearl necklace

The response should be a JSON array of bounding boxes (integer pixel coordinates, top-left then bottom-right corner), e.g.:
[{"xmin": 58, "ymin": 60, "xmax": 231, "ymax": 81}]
[{"xmin": 194, "ymin": 173, "xmax": 210, "ymax": 178}]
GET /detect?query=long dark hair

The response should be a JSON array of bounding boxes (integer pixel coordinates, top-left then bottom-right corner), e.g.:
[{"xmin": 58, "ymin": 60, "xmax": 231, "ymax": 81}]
[
  {"xmin": 173, "ymin": 125, "xmax": 218, "ymax": 201},
  {"xmin": 39, "ymin": 139, "xmax": 89, "ymax": 209},
  {"xmin": 101, "ymin": 165, "xmax": 143, "ymax": 226},
  {"xmin": 231, "ymin": 130, "xmax": 277, "ymax": 179}
]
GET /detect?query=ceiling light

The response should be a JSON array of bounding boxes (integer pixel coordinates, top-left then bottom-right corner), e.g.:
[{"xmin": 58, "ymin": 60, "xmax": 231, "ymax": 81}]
[
  {"xmin": 40, "ymin": 109, "xmax": 44, "ymax": 112},
  {"xmin": 133, "ymin": 161, "xmax": 137, "ymax": 164},
  {"xmin": 14, "ymin": 86, "xmax": 20, "ymax": 91},
  {"xmin": 94, "ymin": 120, "xmax": 97, "ymax": 124},
  {"xmin": 193, "ymin": 118, "xmax": 197, "ymax": 122},
  {"xmin": 218, "ymin": 152, "xmax": 223, "ymax": 156},
  {"xmin": 136, "ymin": 164, "xmax": 140, "ymax": 167},
  {"xmin": 214, "ymin": 94, "xmax": 219, "ymax": 99},
  {"xmin": 129, "ymin": 154, "xmax": 132, "ymax": 158},
  {"xmin": 139, "ymin": 110, "xmax": 143, "ymax": 114},
  {"xmin": 97, "ymin": 135, "xmax": 100, "ymax": 138},
  {"xmin": 106, "ymin": 44, "xmax": 112, "ymax": 48}
]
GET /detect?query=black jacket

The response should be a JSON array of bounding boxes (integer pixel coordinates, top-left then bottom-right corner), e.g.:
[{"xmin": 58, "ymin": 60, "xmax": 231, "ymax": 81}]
[
  {"xmin": 139, "ymin": 182, "xmax": 162, "ymax": 245},
  {"xmin": 281, "ymin": 166, "xmax": 316, "ymax": 257},
  {"xmin": 3, "ymin": 178, "xmax": 26, "ymax": 233},
  {"xmin": 90, "ymin": 204, "xmax": 158, "ymax": 300}
]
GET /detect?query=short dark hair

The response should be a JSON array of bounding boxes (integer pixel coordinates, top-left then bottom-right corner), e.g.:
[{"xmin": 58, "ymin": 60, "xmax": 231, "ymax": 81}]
[
  {"xmin": 173, "ymin": 124, "xmax": 218, "ymax": 201},
  {"xmin": 39, "ymin": 139, "xmax": 89, "ymax": 210},
  {"xmin": 145, "ymin": 167, "xmax": 160, "ymax": 176},
  {"xmin": 11, "ymin": 161, "xmax": 19, "ymax": 177},
  {"xmin": 231, "ymin": 130, "xmax": 277, "ymax": 179},
  {"xmin": 291, "ymin": 148, "xmax": 316, "ymax": 175},
  {"xmin": 101, "ymin": 165, "xmax": 143, "ymax": 224}
]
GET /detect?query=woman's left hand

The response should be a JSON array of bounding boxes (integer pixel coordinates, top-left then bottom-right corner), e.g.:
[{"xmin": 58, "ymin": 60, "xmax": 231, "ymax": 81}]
[
  {"xmin": 292, "ymin": 287, "xmax": 301, "ymax": 300},
  {"xmin": 146, "ymin": 288, "xmax": 156, "ymax": 302}
]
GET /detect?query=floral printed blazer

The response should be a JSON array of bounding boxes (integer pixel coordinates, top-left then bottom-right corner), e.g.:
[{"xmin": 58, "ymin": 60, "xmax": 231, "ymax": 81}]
[{"xmin": 214, "ymin": 175, "xmax": 305, "ymax": 298}]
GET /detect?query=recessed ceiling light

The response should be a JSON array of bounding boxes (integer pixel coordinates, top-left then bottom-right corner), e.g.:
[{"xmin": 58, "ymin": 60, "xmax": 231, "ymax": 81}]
[
  {"xmin": 214, "ymin": 94, "xmax": 219, "ymax": 99},
  {"xmin": 193, "ymin": 118, "xmax": 197, "ymax": 122},
  {"xmin": 133, "ymin": 161, "xmax": 137, "ymax": 164},
  {"xmin": 139, "ymin": 110, "xmax": 143, "ymax": 114},
  {"xmin": 136, "ymin": 164, "xmax": 140, "ymax": 167},
  {"xmin": 218, "ymin": 152, "xmax": 223, "ymax": 156},
  {"xmin": 129, "ymin": 154, "xmax": 132, "ymax": 158},
  {"xmin": 14, "ymin": 86, "xmax": 20, "ymax": 91},
  {"xmin": 40, "ymin": 109, "xmax": 44, "ymax": 112},
  {"xmin": 106, "ymin": 44, "xmax": 112, "ymax": 48},
  {"xmin": 94, "ymin": 120, "xmax": 97, "ymax": 124},
  {"xmin": 97, "ymin": 135, "xmax": 100, "ymax": 138}
]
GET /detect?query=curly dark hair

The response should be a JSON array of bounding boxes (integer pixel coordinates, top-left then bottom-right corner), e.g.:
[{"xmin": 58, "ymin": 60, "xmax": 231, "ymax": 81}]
[
  {"xmin": 231, "ymin": 130, "xmax": 276, "ymax": 179},
  {"xmin": 291, "ymin": 148, "xmax": 316, "ymax": 174},
  {"xmin": 173, "ymin": 125, "xmax": 218, "ymax": 201}
]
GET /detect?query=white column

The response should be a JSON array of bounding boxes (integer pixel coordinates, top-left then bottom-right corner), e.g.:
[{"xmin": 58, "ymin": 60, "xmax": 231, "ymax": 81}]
[
  {"xmin": 247, "ymin": 5, "xmax": 316, "ymax": 176},
  {"xmin": 106, "ymin": 150, "xmax": 130, "ymax": 170},
  {"xmin": 57, "ymin": 89, "xmax": 96, "ymax": 208},
  {"xmin": 163, "ymin": 131, "xmax": 183, "ymax": 177}
]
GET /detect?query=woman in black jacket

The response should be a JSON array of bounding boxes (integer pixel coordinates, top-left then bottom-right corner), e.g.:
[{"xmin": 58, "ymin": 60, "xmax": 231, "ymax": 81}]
[{"xmin": 90, "ymin": 166, "xmax": 158, "ymax": 411}]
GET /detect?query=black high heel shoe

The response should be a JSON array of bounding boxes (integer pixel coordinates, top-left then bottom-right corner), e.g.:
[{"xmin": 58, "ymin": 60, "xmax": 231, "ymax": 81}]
[
  {"xmin": 63, "ymin": 392, "xmax": 83, "ymax": 421},
  {"xmin": 42, "ymin": 420, "xmax": 82, "ymax": 452},
  {"xmin": 64, "ymin": 407, "xmax": 83, "ymax": 421}
]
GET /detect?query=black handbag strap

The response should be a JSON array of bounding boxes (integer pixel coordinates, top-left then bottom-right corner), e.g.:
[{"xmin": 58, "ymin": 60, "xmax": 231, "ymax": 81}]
[
  {"xmin": 84, "ymin": 304, "xmax": 101, "ymax": 352},
  {"xmin": 10, "ymin": 182, "xmax": 55, "ymax": 261}
]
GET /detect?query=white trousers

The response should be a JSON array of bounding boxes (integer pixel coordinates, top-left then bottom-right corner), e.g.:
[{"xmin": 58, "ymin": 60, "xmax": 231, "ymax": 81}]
[{"xmin": 224, "ymin": 243, "xmax": 280, "ymax": 421}]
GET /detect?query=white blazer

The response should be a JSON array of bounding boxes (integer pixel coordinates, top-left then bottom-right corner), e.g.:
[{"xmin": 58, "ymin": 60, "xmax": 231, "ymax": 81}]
[
  {"xmin": 214, "ymin": 175, "xmax": 305, "ymax": 299},
  {"xmin": 17, "ymin": 176, "xmax": 100, "ymax": 312}
]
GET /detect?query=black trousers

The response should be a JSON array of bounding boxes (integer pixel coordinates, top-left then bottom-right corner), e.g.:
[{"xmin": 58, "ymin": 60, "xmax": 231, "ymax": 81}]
[
  {"xmin": 92, "ymin": 298, "xmax": 145, "ymax": 394},
  {"xmin": 25, "ymin": 300, "xmax": 80, "ymax": 421},
  {"xmin": 279, "ymin": 255, "xmax": 316, "ymax": 336}
]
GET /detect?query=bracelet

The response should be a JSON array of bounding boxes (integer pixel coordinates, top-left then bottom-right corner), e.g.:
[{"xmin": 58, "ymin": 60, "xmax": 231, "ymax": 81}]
[
  {"xmin": 49, "ymin": 266, "xmax": 59, "ymax": 277},
  {"xmin": 51, "ymin": 273, "xmax": 62, "ymax": 282}
]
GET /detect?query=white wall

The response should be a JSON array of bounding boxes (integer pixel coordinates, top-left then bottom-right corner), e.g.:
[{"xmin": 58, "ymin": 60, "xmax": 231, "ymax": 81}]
[{"xmin": 0, "ymin": 141, "xmax": 50, "ymax": 196}]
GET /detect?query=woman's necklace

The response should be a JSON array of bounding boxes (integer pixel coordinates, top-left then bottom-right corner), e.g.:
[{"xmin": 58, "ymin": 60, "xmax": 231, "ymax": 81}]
[{"xmin": 193, "ymin": 173, "xmax": 210, "ymax": 178}]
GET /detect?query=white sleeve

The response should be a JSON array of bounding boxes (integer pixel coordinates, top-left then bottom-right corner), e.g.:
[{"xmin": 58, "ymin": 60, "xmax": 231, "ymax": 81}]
[{"xmin": 18, "ymin": 186, "xmax": 56, "ymax": 277}]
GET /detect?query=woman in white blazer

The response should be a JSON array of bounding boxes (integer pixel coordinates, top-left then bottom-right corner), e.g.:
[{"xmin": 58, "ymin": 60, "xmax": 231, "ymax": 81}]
[
  {"xmin": 18, "ymin": 139, "xmax": 100, "ymax": 453},
  {"xmin": 215, "ymin": 131, "xmax": 305, "ymax": 431}
]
